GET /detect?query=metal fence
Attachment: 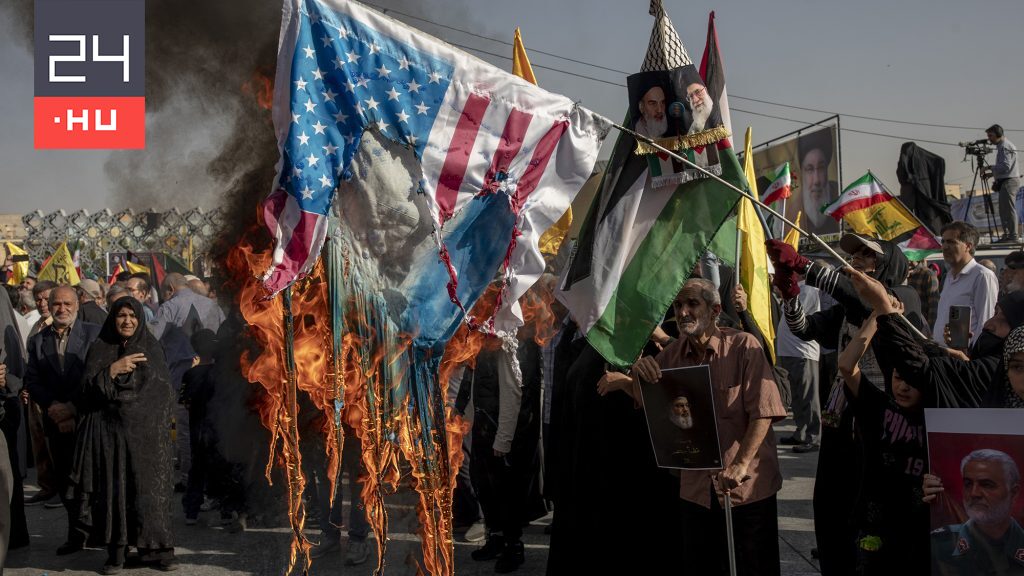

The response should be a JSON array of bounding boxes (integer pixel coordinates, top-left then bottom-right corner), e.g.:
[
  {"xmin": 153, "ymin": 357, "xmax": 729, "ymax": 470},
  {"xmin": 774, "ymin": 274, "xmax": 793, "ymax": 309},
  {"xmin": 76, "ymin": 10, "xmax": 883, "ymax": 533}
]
[{"xmin": 20, "ymin": 207, "xmax": 226, "ymax": 277}]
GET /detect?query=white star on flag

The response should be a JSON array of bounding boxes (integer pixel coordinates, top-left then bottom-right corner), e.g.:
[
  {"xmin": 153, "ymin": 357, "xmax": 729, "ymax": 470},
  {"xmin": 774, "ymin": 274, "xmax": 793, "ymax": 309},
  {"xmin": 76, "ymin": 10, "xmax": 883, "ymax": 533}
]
[
  {"xmin": 292, "ymin": 166, "xmax": 302, "ymax": 177},
  {"xmin": 415, "ymin": 101, "xmax": 429, "ymax": 115},
  {"xmin": 368, "ymin": 42, "xmax": 381, "ymax": 54},
  {"xmin": 303, "ymin": 45, "xmax": 316, "ymax": 59},
  {"xmin": 297, "ymin": 131, "xmax": 310, "ymax": 145},
  {"xmin": 398, "ymin": 56, "xmax": 410, "ymax": 70},
  {"xmin": 301, "ymin": 185, "xmax": 314, "ymax": 199},
  {"xmin": 323, "ymin": 143, "xmax": 338, "ymax": 156},
  {"xmin": 303, "ymin": 99, "xmax": 317, "ymax": 113},
  {"xmin": 365, "ymin": 97, "xmax": 379, "ymax": 111},
  {"xmin": 319, "ymin": 174, "xmax": 333, "ymax": 188},
  {"xmin": 338, "ymin": 28, "xmax": 349, "ymax": 39},
  {"xmin": 376, "ymin": 119, "xmax": 390, "ymax": 132},
  {"xmin": 355, "ymin": 75, "xmax": 370, "ymax": 88},
  {"xmin": 322, "ymin": 88, "xmax": 337, "ymax": 102},
  {"xmin": 312, "ymin": 67, "xmax": 324, "ymax": 80},
  {"xmin": 294, "ymin": 78, "xmax": 307, "ymax": 91},
  {"xmin": 320, "ymin": 35, "xmax": 332, "ymax": 47},
  {"xmin": 333, "ymin": 110, "xmax": 348, "ymax": 123},
  {"xmin": 386, "ymin": 87, "xmax": 400, "ymax": 101},
  {"xmin": 334, "ymin": 56, "xmax": 345, "ymax": 70},
  {"xmin": 396, "ymin": 109, "xmax": 410, "ymax": 123},
  {"xmin": 291, "ymin": 113, "xmax": 301, "ymax": 124},
  {"xmin": 376, "ymin": 64, "xmax": 391, "ymax": 78},
  {"xmin": 312, "ymin": 120, "xmax": 327, "ymax": 134},
  {"xmin": 407, "ymin": 79, "xmax": 421, "ymax": 93},
  {"xmin": 344, "ymin": 79, "xmax": 356, "ymax": 93},
  {"xmin": 346, "ymin": 50, "xmax": 360, "ymax": 63},
  {"xmin": 306, "ymin": 153, "xmax": 319, "ymax": 167},
  {"xmin": 428, "ymin": 70, "xmax": 442, "ymax": 83}
]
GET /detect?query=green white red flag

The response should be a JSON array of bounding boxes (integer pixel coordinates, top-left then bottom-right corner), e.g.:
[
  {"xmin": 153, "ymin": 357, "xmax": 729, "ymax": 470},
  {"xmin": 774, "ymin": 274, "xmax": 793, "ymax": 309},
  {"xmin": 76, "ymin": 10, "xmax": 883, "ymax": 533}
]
[{"xmin": 760, "ymin": 162, "xmax": 791, "ymax": 205}]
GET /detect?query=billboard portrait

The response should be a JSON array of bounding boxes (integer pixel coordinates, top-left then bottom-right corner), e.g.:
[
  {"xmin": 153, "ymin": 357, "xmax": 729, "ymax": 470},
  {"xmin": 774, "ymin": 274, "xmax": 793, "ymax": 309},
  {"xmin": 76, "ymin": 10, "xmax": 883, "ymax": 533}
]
[
  {"xmin": 925, "ymin": 409, "xmax": 1024, "ymax": 575},
  {"xmin": 752, "ymin": 125, "xmax": 841, "ymax": 236},
  {"xmin": 639, "ymin": 365, "xmax": 722, "ymax": 470}
]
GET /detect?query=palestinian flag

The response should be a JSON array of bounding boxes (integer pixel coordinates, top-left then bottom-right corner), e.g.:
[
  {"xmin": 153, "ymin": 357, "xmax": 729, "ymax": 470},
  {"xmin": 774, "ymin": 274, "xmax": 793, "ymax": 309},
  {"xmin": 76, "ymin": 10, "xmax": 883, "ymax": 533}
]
[
  {"xmin": 559, "ymin": 1, "xmax": 743, "ymax": 367},
  {"xmin": 898, "ymin": 227, "xmax": 942, "ymax": 261},
  {"xmin": 760, "ymin": 162, "xmax": 791, "ymax": 205}
]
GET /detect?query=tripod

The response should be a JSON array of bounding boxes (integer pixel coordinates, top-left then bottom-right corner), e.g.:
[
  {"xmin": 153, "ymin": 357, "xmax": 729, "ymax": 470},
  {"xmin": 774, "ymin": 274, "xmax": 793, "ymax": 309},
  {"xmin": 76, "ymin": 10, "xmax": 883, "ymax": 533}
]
[{"xmin": 963, "ymin": 151, "xmax": 1003, "ymax": 243}]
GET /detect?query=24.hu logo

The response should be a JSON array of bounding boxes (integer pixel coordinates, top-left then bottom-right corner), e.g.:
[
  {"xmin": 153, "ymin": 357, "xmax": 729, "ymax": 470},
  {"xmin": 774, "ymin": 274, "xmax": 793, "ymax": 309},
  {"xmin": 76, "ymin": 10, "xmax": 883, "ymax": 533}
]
[{"xmin": 33, "ymin": 0, "xmax": 145, "ymax": 149}]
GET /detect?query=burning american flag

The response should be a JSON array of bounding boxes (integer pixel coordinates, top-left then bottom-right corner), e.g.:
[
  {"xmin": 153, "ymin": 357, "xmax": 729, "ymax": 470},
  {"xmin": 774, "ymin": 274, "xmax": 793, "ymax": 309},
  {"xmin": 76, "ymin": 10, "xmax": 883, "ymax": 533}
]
[{"xmin": 262, "ymin": 0, "xmax": 609, "ymax": 335}]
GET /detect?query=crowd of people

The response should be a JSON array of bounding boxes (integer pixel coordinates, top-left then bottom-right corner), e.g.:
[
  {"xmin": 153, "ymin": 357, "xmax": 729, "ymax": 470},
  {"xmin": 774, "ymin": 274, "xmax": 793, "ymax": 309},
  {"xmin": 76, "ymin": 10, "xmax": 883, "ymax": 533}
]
[
  {"xmin": 0, "ymin": 217, "xmax": 1022, "ymax": 576},
  {"xmin": 0, "ymin": 268, "xmax": 249, "ymax": 574}
]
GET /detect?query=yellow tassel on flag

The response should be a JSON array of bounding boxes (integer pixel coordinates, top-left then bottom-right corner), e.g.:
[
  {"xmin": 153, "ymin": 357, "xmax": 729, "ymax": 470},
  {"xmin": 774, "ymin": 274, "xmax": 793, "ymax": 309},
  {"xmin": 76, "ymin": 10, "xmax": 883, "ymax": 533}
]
[
  {"xmin": 37, "ymin": 242, "xmax": 81, "ymax": 286},
  {"xmin": 739, "ymin": 127, "xmax": 776, "ymax": 363},
  {"xmin": 513, "ymin": 27, "xmax": 572, "ymax": 256},
  {"xmin": 784, "ymin": 212, "xmax": 802, "ymax": 250}
]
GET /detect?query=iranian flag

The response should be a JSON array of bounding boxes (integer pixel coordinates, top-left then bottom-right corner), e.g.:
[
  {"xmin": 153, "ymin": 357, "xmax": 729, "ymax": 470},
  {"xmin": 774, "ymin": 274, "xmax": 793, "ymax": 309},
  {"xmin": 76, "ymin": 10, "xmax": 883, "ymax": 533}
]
[
  {"xmin": 760, "ymin": 162, "xmax": 791, "ymax": 205},
  {"xmin": 826, "ymin": 171, "xmax": 941, "ymax": 260}
]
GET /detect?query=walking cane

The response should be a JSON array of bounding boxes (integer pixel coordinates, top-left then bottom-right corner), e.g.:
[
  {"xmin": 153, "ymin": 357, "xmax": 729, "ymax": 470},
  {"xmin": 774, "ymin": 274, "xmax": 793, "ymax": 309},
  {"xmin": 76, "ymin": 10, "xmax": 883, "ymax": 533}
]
[
  {"xmin": 723, "ymin": 489, "xmax": 738, "ymax": 576},
  {"xmin": 720, "ymin": 474, "xmax": 750, "ymax": 576}
]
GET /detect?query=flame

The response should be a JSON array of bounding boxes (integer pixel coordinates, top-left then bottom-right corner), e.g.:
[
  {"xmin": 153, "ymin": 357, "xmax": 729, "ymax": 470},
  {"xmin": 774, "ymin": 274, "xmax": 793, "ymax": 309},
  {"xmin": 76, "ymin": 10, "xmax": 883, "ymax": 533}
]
[
  {"xmin": 225, "ymin": 231, "xmax": 340, "ymax": 575},
  {"xmin": 242, "ymin": 72, "xmax": 274, "ymax": 110}
]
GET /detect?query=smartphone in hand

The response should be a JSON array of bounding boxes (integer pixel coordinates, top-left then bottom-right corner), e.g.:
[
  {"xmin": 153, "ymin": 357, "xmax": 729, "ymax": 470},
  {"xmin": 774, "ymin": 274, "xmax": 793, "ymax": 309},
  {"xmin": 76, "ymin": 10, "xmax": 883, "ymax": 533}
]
[{"xmin": 948, "ymin": 305, "xmax": 972, "ymax": 349}]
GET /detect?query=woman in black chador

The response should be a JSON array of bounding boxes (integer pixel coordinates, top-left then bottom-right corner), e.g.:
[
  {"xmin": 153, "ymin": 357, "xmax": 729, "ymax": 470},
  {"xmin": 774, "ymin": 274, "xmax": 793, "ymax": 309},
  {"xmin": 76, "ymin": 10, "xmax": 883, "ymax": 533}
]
[{"xmin": 74, "ymin": 297, "xmax": 177, "ymax": 573}]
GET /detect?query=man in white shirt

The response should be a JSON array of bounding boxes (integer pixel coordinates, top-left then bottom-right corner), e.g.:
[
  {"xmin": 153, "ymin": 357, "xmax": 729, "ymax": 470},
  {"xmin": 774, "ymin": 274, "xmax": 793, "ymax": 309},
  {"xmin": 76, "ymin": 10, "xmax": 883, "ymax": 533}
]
[
  {"xmin": 776, "ymin": 281, "xmax": 822, "ymax": 452},
  {"xmin": 932, "ymin": 221, "xmax": 999, "ymax": 346}
]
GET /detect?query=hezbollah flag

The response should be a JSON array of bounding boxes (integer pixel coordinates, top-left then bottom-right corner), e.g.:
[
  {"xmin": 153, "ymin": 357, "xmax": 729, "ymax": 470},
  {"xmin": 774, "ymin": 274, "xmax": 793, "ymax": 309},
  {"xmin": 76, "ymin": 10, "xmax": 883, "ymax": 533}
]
[
  {"xmin": 825, "ymin": 172, "xmax": 921, "ymax": 239},
  {"xmin": 784, "ymin": 212, "xmax": 803, "ymax": 249},
  {"xmin": 559, "ymin": 1, "xmax": 742, "ymax": 367},
  {"xmin": 739, "ymin": 127, "xmax": 775, "ymax": 362},
  {"xmin": 5, "ymin": 242, "xmax": 29, "ymax": 286},
  {"xmin": 37, "ymin": 242, "xmax": 81, "ymax": 286}
]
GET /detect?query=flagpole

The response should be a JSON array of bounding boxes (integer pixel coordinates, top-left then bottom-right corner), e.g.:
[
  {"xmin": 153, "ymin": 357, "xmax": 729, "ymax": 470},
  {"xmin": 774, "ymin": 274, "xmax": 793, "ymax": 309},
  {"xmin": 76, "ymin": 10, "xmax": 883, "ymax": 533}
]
[
  {"xmin": 868, "ymin": 170, "xmax": 939, "ymax": 237},
  {"xmin": 612, "ymin": 122, "xmax": 930, "ymax": 341},
  {"xmin": 613, "ymin": 122, "xmax": 844, "ymax": 262}
]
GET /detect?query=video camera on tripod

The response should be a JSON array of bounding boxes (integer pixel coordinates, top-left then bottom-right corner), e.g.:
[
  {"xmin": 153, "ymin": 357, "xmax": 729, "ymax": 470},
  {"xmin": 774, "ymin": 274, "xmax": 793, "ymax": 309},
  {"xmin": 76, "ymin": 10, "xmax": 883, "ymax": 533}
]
[{"xmin": 959, "ymin": 138, "xmax": 995, "ymax": 160}]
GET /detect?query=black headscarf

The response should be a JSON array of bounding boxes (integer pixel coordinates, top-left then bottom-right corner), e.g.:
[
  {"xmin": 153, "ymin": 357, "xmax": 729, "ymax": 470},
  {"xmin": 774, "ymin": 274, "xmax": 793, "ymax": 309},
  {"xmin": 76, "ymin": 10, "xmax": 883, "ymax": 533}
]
[
  {"xmin": 83, "ymin": 297, "xmax": 167, "ymax": 388},
  {"xmin": 871, "ymin": 239, "xmax": 908, "ymax": 289}
]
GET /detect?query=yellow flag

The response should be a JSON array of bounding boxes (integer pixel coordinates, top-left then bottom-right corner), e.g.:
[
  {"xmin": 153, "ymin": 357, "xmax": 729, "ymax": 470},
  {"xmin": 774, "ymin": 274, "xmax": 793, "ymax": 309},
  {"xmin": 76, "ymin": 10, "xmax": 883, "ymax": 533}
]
[
  {"xmin": 37, "ymin": 242, "xmax": 80, "ymax": 286},
  {"xmin": 4, "ymin": 242, "xmax": 29, "ymax": 286},
  {"xmin": 739, "ymin": 127, "xmax": 775, "ymax": 363},
  {"xmin": 784, "ymin": 212, "xmax": 802, "ymax": 249},
  {"xmin": 513, "ymin": 27, "xmax": 572, "ymax": 256},
  {"xmin": 126, "ymin": 260, "xmax": 151, "ymax": 275}
]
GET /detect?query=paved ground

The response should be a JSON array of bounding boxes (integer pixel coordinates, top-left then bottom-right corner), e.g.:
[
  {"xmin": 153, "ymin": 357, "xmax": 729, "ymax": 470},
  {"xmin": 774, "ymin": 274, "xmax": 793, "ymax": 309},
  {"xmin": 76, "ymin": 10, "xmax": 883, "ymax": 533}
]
[{"xmin": 6, "ymin": 418, "xmax": 820, "ymax": 575}]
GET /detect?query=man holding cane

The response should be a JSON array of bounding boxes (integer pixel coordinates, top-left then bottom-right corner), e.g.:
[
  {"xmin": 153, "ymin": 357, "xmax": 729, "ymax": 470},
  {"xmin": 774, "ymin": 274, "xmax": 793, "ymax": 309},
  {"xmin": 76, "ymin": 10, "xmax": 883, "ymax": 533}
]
[{"xmin": 632, "ymin": 278, "xmax": 787, "ymax": 576}]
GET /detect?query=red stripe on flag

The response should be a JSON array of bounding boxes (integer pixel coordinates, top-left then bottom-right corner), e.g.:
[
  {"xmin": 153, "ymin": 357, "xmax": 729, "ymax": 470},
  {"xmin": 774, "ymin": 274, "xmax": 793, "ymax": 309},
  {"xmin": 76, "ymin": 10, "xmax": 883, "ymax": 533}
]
[
  {"xmin": 484, "ymin": 108, "xmax": 533, "ymax": 187},
  {"xmin": 762, "ymin": 185, "xmax": 791, "ymax": 205},
  {"xmin": 261, "ymin": 188, "xmax": 324, "ymax": 294},
  {"xmin": 827, "ymin": 192, "xmax": 895, "ymax": 221},
  {"xmin": 512, "ymin": 120, "xmax": 568, "ymax": 209},
  {"xmin": 436, "ymin": 93, "xmax": 491, "ymax": 221}
]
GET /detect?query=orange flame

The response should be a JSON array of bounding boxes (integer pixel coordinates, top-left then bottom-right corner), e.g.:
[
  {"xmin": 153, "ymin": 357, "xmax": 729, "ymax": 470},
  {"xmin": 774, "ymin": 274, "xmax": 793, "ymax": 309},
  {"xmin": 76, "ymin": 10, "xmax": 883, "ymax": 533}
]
[{"xmin": 242, "ymin": 72, "xmax": 274, "ymax": 110}]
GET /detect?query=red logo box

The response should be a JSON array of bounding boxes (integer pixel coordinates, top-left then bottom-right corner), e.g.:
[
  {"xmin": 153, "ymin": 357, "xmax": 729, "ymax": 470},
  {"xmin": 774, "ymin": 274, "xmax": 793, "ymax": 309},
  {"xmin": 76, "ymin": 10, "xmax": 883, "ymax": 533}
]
[{"xmin": 34, "ymin": 96, "xmax": 145, "ymax": 149}]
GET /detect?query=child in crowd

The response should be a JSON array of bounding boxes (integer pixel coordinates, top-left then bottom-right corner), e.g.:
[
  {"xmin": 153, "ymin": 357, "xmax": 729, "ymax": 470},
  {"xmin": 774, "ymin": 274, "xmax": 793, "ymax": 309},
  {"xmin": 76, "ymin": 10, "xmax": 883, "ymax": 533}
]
[{"xmin": 838, "ymin": 305, "xmax": 929, "ymax": 576}]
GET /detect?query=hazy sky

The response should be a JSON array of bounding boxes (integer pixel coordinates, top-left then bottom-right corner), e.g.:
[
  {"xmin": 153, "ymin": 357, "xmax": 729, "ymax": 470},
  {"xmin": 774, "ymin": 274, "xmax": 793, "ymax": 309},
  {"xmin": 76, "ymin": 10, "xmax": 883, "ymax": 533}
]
[{"xmin": 2, "ymin": 0, "xmax": 1022, "ymax": 213}]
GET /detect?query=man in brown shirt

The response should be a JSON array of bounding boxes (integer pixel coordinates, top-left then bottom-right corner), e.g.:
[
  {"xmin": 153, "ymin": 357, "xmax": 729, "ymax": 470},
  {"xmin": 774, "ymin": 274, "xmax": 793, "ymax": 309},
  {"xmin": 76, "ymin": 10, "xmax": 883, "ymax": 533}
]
[{"xmin": 634, "ymin": 278, "xmax": 787, "ymax": 576}]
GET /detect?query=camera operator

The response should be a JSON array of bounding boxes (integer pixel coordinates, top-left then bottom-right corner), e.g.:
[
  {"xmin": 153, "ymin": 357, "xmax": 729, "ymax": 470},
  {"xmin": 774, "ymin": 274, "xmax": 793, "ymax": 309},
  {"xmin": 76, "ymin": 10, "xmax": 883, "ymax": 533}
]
[{"xmin": 984, "ymin": 124, "xmax": 1020, "ymax": 243}]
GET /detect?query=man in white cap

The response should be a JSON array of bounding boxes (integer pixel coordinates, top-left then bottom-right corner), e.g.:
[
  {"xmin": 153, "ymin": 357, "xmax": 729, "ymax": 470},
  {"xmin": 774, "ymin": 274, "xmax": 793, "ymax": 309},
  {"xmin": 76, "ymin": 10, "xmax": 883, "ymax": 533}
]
[{"xmin": 76, "ymin": 279, "xmax": 107, "ymax": 325}]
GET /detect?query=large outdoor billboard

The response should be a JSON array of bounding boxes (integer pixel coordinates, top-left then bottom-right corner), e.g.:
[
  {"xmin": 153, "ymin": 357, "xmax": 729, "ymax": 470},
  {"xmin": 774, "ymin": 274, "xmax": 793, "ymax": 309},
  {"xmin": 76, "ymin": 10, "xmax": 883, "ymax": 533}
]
[{"xmin": 752, "ymin": 125, "xmax": 841, "ymax": 238}]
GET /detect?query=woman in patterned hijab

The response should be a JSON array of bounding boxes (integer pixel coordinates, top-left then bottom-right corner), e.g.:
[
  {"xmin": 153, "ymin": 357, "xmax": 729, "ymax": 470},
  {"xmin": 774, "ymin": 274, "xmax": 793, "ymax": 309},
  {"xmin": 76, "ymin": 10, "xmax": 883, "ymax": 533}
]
[{"xmin": 992, "ymin": 325, "xmax": 1024, "ymax": 408}]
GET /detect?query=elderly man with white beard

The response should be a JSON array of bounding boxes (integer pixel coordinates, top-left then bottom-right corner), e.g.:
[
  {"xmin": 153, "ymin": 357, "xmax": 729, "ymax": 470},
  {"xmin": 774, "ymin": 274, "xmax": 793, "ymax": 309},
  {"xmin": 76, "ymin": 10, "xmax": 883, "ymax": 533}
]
[
  {"xmin": 630, "ymin": 278, "xmax": 787, "ymax": 576},
  {"xmin": 634, "ymin": 84, "xmax": 669, "ymax": 139},
  {"xmin": 926, "ymin": 449, "xmax": 1024, "ymax": 575}
]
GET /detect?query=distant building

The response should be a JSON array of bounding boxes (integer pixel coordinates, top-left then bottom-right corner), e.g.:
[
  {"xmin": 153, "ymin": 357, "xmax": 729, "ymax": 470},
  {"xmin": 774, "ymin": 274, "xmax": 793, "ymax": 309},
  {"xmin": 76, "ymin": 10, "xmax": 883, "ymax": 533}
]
[
  {"xmin": 0, "ymin": 214, "xmax": 26, "ymax": 245},
  {"xmin": 944, "ymin": 184, "xmax": 962, "ymax": 199}
]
